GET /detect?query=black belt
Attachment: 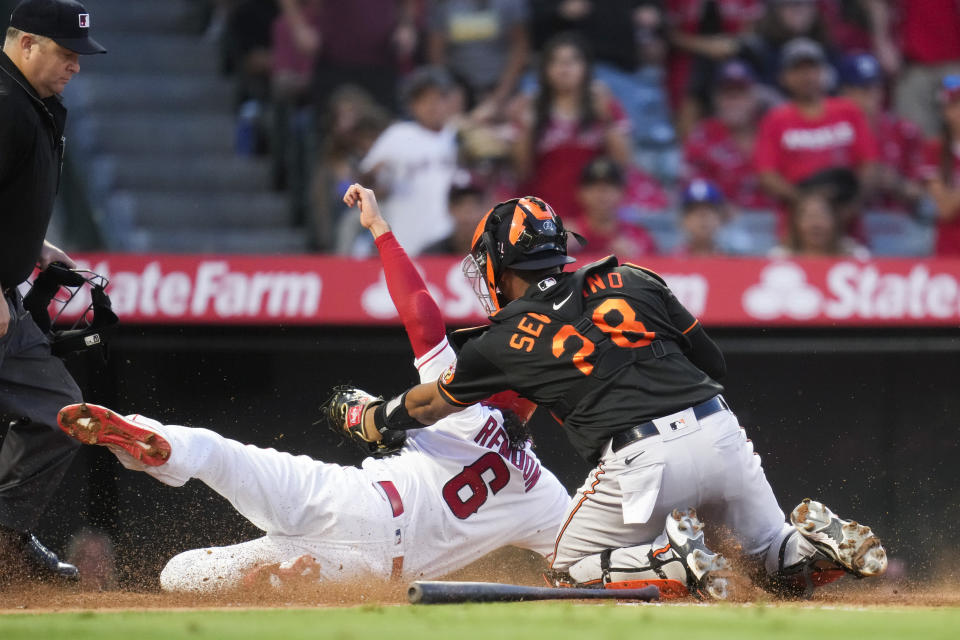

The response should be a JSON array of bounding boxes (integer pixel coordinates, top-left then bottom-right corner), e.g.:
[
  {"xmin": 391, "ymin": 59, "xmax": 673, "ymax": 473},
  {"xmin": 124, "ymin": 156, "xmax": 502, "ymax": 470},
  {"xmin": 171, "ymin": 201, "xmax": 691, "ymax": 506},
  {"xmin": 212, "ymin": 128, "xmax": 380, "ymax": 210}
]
[{"xmin": 611, "ymin": 395, "xmax": 730, "ymax": 453}]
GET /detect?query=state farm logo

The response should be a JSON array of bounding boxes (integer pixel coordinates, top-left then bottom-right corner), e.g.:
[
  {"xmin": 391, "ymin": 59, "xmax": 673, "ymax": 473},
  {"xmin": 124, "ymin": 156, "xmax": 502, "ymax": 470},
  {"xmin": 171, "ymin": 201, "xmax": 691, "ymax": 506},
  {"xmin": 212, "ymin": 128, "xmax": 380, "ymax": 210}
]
[
  {"xmin": 63, "ymin": 260, "xmax": 322, "ymax": 319},
  {"xmin": 361, "ymin": 264, "xmax": 485, "ymax": 320},
  {"xmin": 743, "ymin": 263, "xmax": 822, "ymax": 320},
  {"xmin": 743, "ymin": 261, "xmax": 960, "ymax": 321}
]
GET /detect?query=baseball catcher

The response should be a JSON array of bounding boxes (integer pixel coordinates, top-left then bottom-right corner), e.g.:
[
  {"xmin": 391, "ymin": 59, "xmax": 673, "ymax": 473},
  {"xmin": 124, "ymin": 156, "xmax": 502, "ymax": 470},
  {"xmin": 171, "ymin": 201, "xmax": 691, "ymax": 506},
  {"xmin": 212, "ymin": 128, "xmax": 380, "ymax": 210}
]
[
  {"xmin": 56, "ymin": 187, "xmax": 570, "ymax": 592},
  {"xmin": 341, "ymin": 192, "xmax": 888, "ymax": 599}
]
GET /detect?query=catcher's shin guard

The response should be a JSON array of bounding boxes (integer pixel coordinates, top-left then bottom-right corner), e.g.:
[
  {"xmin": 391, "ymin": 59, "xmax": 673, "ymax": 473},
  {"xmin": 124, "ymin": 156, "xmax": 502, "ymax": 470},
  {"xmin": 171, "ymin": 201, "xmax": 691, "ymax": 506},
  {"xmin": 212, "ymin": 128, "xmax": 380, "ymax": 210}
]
[{"xmin": 557, "ymin": 510, "xmax": 729, "ymax": 600}]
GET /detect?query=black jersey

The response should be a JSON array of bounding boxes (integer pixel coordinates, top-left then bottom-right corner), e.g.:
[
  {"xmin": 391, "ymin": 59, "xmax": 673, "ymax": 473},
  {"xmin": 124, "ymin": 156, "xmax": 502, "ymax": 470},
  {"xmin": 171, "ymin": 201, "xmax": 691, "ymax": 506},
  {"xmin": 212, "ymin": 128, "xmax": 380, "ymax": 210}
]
[{"xmin": 439, "ymin": 257, "xmax": 725, "ymax": 463}]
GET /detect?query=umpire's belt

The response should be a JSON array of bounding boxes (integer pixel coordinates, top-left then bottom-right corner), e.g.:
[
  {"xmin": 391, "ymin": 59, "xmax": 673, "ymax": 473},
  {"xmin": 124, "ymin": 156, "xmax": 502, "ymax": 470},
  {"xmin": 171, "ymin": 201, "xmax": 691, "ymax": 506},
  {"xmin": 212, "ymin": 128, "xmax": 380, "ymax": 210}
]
[{"xmin": 611, "ymin": 395, "xmax": 730, "ymax": 453}]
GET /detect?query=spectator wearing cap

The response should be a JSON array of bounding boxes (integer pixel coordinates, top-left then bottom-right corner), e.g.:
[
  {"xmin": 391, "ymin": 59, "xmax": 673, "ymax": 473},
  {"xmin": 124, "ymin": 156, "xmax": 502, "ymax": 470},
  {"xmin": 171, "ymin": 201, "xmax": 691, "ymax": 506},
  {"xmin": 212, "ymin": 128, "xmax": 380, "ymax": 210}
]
[
  {"xmin": 739, "ymin": 0, "xmax": 842, "ymax": 91},
  {"xmin": 511, "ymin": 33, "xmax": 633, "ymax": 223},
  {"xmin": 422, "ymin": 174, "xmax": 488, "ymax": 255},
  {"xmin": 0, "ymin": 0, "xmax": 105, "ymax": 583},
  {"xmin": 917, "ymin": 76, "xmax": 960, "ymax": 256},
  {"xmin": 426, "ymin": 0, "xmax": 530, "ymax": 121},
  {"xmin": 838, "ymin": 52, "xmax": 926, "ymax": 215},
  {"xmin": 674, "ymin": 179, "xmax": 726, "ymax": 257},
  {"xmin": 354, "ymin": 66, "xmax": 459, "ymax": 256},
  {"xmin": 683, "ymin": 59, "xmax": 775, "ymax": 211},
  {"xmin": 567, "ymin": 157, "xmax": 657, "ymax": 258},
  {"xmin": 755, "ymin": 38, "xmax": 878, "ymax": 225}
]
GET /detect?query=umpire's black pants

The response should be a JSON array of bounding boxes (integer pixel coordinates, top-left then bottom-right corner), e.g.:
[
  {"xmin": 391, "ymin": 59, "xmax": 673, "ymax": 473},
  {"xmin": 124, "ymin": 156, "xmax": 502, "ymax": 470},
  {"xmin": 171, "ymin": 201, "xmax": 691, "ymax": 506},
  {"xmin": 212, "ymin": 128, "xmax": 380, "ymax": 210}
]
[{"xmin": 0, "ymin": 290, "xmax": 81, "ymax": 532}]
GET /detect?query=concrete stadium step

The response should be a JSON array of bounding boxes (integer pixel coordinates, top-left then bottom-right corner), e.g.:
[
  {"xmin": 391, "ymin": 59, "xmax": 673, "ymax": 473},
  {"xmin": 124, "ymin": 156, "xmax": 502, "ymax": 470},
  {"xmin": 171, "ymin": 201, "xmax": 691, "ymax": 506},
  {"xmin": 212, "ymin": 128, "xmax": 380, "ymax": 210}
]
[
  {"xmin": 79, "ymin": 114, "xmax": 236, "ymax": 154},
  {"xmin": 106, "ymin": 191, "xmax": 291, "ymax": 230},
  {"xmin": 91, "ymin": 155, "xmax": 273, "ymax": 193},
  {"xmin": 127, "ymin": 228, "xmax": 312, "ymax": 254},
  {"xmin": 84, "ymin": 0, "xmax": 200, "ymax": 35},
  {"xmin": 70, "ymin": 74, "xmax": 232, "ymax": 113},
  {"xmin": 81, "ymin": 35, "xmax": 218, "ymax": 74}
]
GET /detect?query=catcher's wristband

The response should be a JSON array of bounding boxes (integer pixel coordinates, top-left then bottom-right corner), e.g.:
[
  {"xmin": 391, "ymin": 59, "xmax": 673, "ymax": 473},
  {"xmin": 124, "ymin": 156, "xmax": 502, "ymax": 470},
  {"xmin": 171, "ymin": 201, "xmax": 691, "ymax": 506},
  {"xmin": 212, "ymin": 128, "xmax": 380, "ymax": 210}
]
[
  {"xmin": 344, "ymin": 398, "xmax": 383, "ymax": 443},
  {"xmin": 373, "ymin": 391, "xmax": 423, "ymax": 433}
]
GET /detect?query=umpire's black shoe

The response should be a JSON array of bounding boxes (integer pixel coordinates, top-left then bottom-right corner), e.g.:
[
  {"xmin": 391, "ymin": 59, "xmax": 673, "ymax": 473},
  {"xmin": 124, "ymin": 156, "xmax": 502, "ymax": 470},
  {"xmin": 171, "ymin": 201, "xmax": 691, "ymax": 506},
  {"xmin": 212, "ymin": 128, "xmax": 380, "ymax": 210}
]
[{"xmin": 0, "ymin": 527, "xmax": 79, "ymax": 583}]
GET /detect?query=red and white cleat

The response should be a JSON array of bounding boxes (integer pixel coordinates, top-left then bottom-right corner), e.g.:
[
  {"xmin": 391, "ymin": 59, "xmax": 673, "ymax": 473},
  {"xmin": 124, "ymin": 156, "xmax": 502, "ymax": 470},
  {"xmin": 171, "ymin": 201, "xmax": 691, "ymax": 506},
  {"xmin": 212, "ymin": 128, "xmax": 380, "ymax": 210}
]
[{"xmin": 58, "ymin": 403, "xmax": 171, "ymax": 467}]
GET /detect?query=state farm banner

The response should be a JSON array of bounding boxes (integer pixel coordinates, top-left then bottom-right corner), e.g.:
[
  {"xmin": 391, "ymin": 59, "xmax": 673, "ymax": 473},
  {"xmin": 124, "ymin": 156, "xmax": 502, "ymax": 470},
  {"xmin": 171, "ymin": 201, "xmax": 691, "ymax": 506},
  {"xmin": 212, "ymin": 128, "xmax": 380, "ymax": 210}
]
[{"xmin": 44, "ymin": 254, "xmax": 960, "ymax": 327}]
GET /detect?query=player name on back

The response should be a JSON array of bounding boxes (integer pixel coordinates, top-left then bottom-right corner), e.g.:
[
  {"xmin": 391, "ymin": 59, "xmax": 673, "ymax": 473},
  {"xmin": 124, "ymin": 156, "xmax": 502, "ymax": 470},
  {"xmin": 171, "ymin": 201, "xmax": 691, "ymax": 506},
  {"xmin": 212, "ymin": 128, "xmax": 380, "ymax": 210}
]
[{"xmin": 473, "ymin": 416, "xmax": 542, "ymax": 492}]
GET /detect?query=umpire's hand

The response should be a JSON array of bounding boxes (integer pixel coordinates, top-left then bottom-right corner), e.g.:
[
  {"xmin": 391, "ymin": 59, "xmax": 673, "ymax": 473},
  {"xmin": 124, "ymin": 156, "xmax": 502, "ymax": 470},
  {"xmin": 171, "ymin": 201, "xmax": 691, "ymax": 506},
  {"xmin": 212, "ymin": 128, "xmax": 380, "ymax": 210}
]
[{"xmin": 38, "ymin": 240, "xmax": 76, "ymax": 271}]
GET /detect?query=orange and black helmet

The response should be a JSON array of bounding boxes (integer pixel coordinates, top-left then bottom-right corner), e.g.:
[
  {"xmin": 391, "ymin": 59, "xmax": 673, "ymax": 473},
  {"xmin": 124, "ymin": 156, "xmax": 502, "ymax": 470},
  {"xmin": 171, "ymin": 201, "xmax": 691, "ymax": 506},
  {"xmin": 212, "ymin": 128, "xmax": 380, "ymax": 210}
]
[{"xmin": 462, "ymin": 196, "xmax": 575, "ymax": 314}]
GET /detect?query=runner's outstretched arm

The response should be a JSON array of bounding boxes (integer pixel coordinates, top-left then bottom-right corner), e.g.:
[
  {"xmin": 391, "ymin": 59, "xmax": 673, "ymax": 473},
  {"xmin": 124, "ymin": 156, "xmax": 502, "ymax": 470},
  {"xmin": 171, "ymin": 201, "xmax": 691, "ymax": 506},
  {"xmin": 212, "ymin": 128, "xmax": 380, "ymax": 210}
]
[{"xmin": 344, "ymin": 183, "xmax": 446, "ymax": 358}]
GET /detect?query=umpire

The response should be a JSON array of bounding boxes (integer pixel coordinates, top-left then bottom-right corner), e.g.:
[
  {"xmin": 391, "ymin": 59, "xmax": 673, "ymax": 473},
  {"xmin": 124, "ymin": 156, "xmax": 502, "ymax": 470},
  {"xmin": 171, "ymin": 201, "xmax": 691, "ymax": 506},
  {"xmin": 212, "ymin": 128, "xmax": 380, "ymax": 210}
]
[{"xmin": 0, "ymin": 0, "xmax": 105, "ymax": 583}]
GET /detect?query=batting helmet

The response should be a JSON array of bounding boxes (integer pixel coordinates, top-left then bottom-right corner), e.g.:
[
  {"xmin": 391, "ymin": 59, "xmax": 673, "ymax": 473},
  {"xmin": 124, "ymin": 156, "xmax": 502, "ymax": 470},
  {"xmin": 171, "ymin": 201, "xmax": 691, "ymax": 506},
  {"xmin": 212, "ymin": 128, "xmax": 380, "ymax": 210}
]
[{"xmin": 462, "ymin": 196, "xmax": 576, "ymax": 315}]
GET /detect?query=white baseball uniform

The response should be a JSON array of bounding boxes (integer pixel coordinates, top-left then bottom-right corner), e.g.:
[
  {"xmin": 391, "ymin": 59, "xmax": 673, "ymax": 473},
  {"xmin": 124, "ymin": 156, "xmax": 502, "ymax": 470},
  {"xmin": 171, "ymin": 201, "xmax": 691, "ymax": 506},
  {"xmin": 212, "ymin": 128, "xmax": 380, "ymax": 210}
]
[{"xmin": 117, "ymin": 338, "xmax": 569, "ymax": 592}]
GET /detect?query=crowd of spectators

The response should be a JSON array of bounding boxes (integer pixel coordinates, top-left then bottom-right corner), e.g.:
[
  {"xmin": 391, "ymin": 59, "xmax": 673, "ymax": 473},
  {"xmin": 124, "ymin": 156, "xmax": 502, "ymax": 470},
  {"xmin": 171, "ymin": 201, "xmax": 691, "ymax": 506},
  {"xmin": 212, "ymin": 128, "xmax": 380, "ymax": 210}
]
[{"xmin": 208, "ymin": 0, "xmax": 960, "ymax": 259}]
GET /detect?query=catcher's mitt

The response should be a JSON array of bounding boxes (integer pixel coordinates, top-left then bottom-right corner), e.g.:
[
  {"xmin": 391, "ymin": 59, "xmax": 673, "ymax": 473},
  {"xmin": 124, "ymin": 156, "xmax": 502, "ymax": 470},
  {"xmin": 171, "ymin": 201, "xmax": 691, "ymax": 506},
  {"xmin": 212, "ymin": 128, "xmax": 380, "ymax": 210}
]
[{"xmin": 322, "ymin": 385, "xmax": 406, "ymax": 458}]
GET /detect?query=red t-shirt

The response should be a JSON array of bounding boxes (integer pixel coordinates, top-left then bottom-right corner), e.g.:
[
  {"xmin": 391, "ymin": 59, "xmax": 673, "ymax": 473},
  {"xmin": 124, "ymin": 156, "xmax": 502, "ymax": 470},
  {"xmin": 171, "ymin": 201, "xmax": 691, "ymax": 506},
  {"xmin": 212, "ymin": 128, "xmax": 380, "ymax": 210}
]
[
  {"xmin": 819, "ymin": 0, "xmax": 872, "ymax": 54},
  {"xmin": 568, "ymin": 217, "xmax": 658, "ymax": 258},
  {"xmin": 684, "ymin": 118, "xmax": 775, "ymax": 209},
  {"xmin": 272, "ymin": 9, "xmax": 322, "ymax": 76},
  {"xmin": 522, "ymin": 99, "xmax": 632, "ymax": 222},
  {"xmin": 870, "ymin": 112, "xmax": 926, "ymax": 212},
  {"xmin": 755, "ymin": 97, "xmax": 878, "ymax": 185},
  {"xmin": 899, "ymin": 1, "xmax": 960, "ymax": 64},
  {"xmin": 918, "ymin": 139, "xmax": 960, "ymax": 255}
]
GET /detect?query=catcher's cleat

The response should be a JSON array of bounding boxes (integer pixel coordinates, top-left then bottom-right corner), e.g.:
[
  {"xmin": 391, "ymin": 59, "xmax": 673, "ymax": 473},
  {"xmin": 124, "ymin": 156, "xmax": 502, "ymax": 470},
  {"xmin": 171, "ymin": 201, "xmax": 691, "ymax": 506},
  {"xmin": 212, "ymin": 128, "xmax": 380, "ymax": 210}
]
[
  {"xmin": 58, "ymin": 403, "xmax": 171, "ymax": 466},
  {"xmin": 665, "ymin": 508, "xmax": 730, "ymax": 600},
  {"xmin": 790, "ymin": 498, "xmax": 887, "ymax": 578}
]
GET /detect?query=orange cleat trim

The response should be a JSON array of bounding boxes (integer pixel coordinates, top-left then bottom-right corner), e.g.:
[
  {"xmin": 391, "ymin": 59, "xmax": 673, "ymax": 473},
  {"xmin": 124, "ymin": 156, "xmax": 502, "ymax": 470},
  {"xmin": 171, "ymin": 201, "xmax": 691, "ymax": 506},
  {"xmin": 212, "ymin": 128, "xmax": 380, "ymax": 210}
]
[{"xmin": 605, "ymin": 579, "xmax": 690, "ymax": 600}]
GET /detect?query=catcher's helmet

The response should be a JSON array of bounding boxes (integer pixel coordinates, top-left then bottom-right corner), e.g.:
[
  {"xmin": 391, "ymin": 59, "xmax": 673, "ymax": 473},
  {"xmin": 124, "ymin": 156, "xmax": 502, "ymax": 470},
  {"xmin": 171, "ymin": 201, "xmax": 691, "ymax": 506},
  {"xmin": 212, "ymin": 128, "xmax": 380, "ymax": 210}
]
[{"xmin": 462, "ymin": 196, "xmax": 575, "ymax": 314}]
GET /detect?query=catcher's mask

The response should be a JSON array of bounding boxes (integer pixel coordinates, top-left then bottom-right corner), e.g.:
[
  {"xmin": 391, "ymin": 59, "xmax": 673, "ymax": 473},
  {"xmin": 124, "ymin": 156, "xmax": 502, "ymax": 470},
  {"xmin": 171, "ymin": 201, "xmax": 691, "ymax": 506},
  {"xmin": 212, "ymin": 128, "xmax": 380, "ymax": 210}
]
[
  {"xmin": 22, "ymin": 263, "xmax": 118, "ymax": 359},
  {"xmin": 461, "ymin": 196, "xmax": 578, "ymax": 315}
]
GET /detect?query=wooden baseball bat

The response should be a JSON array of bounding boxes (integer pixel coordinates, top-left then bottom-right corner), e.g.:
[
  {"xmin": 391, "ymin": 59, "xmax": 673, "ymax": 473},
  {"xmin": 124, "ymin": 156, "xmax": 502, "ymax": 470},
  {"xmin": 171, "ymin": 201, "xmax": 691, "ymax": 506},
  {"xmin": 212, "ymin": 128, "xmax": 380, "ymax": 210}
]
[{"xmin": 408, "ymin": 580, "xmax": 660, "ymax": 604}]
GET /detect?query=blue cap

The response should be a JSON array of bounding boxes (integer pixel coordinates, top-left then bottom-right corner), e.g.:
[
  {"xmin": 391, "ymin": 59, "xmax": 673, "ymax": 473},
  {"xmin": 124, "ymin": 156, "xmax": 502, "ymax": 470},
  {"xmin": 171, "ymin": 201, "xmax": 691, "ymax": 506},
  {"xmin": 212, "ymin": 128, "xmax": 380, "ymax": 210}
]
[
  {"xmin": 717, "ymin": 59, "xmax": 755, "ymax": 88},
  {"xmin": 839, "ymin": 53, "xmax": 882, "ymax": 87},
  {"xmin": 681, "ymin": 179, "xmax": 724, "ymax": 208}
]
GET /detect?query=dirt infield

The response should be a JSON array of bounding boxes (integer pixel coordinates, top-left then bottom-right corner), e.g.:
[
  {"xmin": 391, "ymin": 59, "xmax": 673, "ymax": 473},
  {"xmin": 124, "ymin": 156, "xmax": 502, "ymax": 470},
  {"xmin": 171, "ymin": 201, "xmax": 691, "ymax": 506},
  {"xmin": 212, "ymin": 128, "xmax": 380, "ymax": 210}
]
[{"xmin": 2, "ymin": 553, "xmax": 958, "ymax": 614}]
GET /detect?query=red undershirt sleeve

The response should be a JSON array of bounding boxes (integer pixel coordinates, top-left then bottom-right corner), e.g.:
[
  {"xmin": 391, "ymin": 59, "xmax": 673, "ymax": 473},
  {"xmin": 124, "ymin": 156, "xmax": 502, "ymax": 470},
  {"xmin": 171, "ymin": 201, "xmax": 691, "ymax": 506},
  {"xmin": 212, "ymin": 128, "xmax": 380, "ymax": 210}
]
[{"xmin": 374, "ymin": 231, "xmax": 446, "ymax": 358}]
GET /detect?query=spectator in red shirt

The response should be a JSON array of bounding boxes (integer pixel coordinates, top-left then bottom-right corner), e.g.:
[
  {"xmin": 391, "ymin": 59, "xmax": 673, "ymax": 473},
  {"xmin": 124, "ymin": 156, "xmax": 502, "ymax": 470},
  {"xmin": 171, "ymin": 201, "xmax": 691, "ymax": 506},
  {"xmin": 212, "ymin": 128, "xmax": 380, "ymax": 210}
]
[
  {"xmin": 918, "ymin": 76, "xmax": 960, "ymax": 256},
  {"xmin": 511, "ymin": 32, "xmax": 633, "ymax": 223},
  {"xmin": 309, "ymin": 0, "xmax": 419, "ymax": 112},
  {"xmin": 683, "ymin": 60, "xmax": 775, "ymax": 211},
  {"xmin": 567, "ymin": 157, "xmax": 657, "ymax": 258},
  {"xmin": 755, "ymin": 38, "xmax": 878, "ymax": 215},
  {"xmin": 674, "ymin": 179, "xmax": 726, "ymax": 257},
  {"xmin": 890, "ymin": 0, "xmax": 960, "ymax": 137},
  {"xmin": 838, "ymin": 53, "xmax": 926, "ymax": 215}
]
